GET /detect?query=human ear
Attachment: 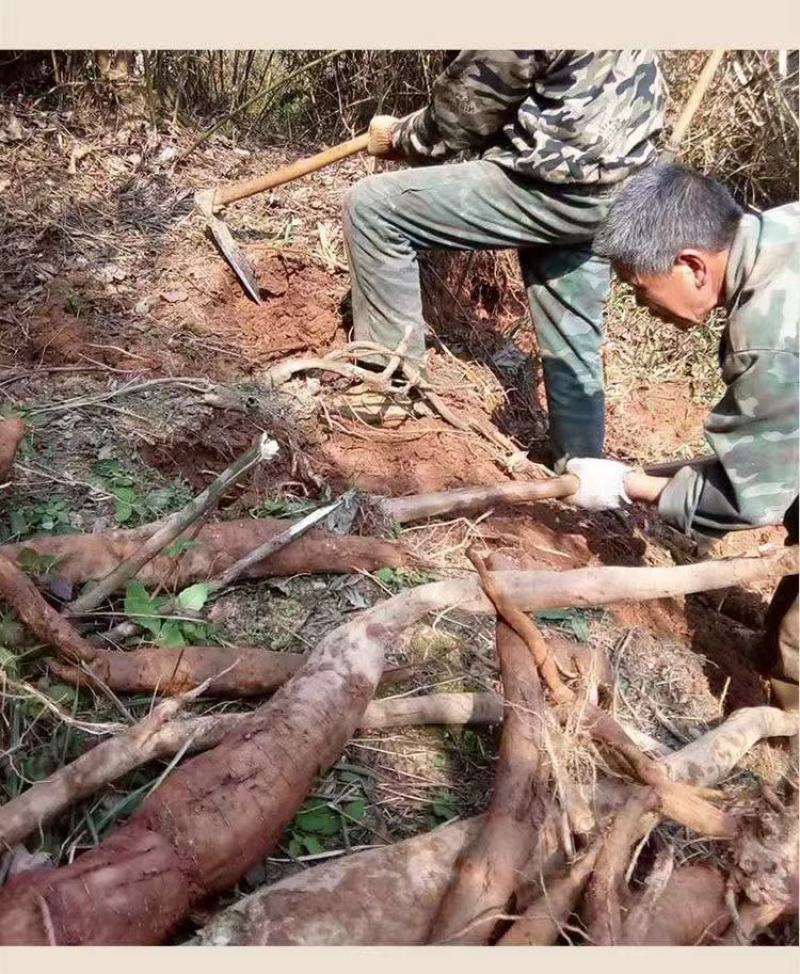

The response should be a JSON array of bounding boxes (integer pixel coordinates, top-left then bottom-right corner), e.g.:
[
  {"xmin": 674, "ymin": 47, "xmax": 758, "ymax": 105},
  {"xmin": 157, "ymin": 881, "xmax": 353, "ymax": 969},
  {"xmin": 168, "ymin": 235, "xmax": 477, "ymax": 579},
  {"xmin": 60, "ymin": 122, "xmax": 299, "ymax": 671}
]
[{"xmin": 676, "ymin": 250, "xmax": 707, "ymax": 288}]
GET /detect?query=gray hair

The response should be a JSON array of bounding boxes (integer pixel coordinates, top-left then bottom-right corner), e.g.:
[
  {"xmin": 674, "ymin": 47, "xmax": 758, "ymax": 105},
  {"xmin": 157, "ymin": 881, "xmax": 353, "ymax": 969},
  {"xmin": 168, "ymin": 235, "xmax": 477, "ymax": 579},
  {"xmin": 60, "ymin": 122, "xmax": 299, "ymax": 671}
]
[{"xmin": 593, "ymin": 163, "xmax": 743, "ymax": 275}]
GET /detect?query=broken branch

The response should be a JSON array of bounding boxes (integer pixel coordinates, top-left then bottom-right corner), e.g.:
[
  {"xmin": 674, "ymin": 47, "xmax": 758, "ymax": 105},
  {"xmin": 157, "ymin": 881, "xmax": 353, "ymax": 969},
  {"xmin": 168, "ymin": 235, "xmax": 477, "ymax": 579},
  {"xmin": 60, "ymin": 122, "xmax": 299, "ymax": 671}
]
[{"xmin": 66, "ymin": 434, "xmax": 279, "ymax": 615}]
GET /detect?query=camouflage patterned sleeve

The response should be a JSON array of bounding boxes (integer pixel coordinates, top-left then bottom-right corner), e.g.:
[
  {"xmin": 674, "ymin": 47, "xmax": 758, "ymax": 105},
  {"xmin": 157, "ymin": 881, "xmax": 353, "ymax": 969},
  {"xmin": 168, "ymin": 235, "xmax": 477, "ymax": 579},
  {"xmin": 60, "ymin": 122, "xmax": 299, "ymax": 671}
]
[
  {"xmin": 657, "ymin": 348, "xmax": 799, "ymax": 537},
  {"xmin": 392, "ymin": 51, "xmax": 548, "ymax": 162}
]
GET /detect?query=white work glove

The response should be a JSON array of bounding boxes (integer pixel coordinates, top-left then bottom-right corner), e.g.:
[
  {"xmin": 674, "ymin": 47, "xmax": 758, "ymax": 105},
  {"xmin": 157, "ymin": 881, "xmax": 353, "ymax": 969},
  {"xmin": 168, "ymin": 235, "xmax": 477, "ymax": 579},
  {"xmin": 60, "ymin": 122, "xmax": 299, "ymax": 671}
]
[{"xmin": 565, "ymin": 458, "xmax": 633, "ymax": 511}]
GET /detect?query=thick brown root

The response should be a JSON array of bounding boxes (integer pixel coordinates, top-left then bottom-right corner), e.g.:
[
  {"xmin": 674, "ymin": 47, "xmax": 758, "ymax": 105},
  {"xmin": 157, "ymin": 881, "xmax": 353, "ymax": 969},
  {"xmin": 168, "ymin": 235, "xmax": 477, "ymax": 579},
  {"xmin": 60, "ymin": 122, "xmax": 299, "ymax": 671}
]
[
  {"xmin": 582, "ymin": 788, "xmax": 661, "ymax": 945},
  {"xmin": 497, "ymin": 840, "xmax": 602, "ymax": 945},
  {"xmin": 0, "ymin": 517, "xmax": 410, "ymax": 589},
  {"xmin": 428, "ymin": 550, "xmax": 550, "ymax": 945},
  {"xmin": 630, "ymin": 864, "xmax": 730, "ymax": 945},
  {"xmin": 0, "ymin": 416, "xmax": 25, "ymax": 483},
  {"xmin": 192, "ymin": 709, "xmax": 787, "ymax": 948},
  {"xmin": 49, "ymin": 644, "xmax": 304, "ymax": 696},
  {"xmin": 196, "ymin": 816, "xmax": 485, "ymax": 945},
  {"xmin": 0, "ymin": 587, "xmax": 434, "ymax": 945},
  {"xmin": 0, "ymin": 689, "xmax": 490, "ymax": 850},
  {"xmin": 0, "ymin": 554, "xmax": 96, "ymax": 664}
]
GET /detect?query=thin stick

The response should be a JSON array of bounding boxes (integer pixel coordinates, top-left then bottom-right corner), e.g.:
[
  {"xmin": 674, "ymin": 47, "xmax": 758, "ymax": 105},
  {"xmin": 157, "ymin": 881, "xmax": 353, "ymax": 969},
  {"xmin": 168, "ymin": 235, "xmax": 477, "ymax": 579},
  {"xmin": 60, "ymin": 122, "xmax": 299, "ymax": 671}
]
[
  {"xmin": 66, "ymin": 434, "xmax": 278, "ymax": 615},
  {"xmin": 210, "ymin": 498, "xmax": 342, "ymax": 590}
]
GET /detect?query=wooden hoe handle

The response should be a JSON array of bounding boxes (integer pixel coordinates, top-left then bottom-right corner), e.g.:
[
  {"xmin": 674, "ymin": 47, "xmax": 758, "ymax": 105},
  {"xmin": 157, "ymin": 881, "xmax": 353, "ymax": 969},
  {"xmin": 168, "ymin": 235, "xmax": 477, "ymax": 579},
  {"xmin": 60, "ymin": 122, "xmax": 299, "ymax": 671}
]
[
  {"xmin": 663, "ymin": 49, "xmax": 726, "ymax": 159},
  {"xmin": 214, "ymin": 132, "xmax": 370, "ymax": 209}
]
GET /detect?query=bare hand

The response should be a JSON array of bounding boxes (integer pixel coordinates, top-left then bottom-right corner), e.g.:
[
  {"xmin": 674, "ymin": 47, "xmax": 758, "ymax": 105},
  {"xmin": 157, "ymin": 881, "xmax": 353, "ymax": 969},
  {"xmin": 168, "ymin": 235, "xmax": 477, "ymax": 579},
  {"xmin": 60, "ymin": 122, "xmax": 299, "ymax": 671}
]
[{"xmin": 367, "ymin": 115, "xmax": 400, "ymax": 157}]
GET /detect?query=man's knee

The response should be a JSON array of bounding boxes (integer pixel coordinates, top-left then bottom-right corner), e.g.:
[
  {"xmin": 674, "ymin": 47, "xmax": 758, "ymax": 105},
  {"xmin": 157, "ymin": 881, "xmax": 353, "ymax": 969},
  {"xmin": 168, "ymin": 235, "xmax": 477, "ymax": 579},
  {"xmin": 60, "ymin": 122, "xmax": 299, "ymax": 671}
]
[{"xmin": 342, "ymin": 174, "xmax": 391, "ymax": 239}]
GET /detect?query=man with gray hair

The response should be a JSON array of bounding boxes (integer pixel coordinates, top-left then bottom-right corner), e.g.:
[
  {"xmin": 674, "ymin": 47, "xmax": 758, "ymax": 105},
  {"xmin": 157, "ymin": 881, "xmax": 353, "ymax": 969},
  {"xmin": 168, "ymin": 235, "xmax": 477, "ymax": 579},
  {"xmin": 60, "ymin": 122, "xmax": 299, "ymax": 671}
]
[{"xmin": 572, "ymin": 162, "xmax": 798, "ymax": 709}]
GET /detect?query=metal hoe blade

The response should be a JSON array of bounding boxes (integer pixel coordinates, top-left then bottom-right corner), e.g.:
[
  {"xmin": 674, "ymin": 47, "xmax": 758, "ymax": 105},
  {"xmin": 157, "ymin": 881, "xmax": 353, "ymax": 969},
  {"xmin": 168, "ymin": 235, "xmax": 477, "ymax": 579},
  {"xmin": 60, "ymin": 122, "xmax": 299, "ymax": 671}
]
[{"xmin": 195, "ymin": 190, "xmax": 263, "ymax": 304}]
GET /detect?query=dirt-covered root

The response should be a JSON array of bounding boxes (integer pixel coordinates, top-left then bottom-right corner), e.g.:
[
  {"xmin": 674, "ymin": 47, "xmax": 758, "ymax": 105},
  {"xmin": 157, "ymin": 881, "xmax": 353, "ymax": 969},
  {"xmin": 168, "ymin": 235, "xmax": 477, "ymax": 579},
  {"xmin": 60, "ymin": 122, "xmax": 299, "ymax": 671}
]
[
  {"xmin": 196, "ymin": 817, "xmax": 486, "ymax": 946},
  {"xmin": 49, "ymin": 645, "xmax": 417, "ymax": 698},
  {"xmin": 49, "ymin": 644, "xmax": 310, "ymax": 697},
  {"xmin": 582, "ymin": 788, "xmax": 661, "ymax": 945},
  {"xmin": 497, "ymin": 839, "xmax": 602, "ymax": 946},
  {"xmin": 0, "ymin": 416, "xmax": 25, "ymax": 483},
  {"xmin": 0, "ymin": 689, "xmax": 482, "ymax": 852},
  {"xmin": 0, "ymin": 554, "xmax": 97, "ymax": 664},
  {"xmin": 0, "ymin": 824, "xmax": 190, "ymax": 945},
  {"xmin": 0, "ymin": 588, "xmax": 433, "ymax": 945},
  {"xmin": 191, "ymin": 701, "xmax": 797, "ymax": 947},
  {"xmin": 0, "ymin": 516, "xmax": 411, "ymax": 589},
  {"xmin": 623, "ymin": 864, "xmax": 730, "ymax": 945},
  {"xmin": 427, "ymin": 550, "xmax": 551, "ymax": 945}
]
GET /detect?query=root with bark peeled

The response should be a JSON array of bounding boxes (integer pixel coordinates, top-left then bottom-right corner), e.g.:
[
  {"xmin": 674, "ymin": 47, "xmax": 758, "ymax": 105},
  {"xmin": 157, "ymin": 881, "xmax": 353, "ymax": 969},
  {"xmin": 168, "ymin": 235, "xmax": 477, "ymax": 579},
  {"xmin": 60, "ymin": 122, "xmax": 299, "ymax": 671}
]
[{"xmin": 378, "ymin": 477, "xmax": 578, "ymax": 524}]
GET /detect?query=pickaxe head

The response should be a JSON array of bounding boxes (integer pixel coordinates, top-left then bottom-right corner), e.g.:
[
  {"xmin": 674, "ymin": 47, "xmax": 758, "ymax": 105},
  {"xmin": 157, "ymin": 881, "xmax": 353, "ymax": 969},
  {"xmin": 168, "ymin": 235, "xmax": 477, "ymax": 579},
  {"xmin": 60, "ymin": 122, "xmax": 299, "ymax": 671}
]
[{"xmin": 194, "ymin": 189, "xmax": 263, "ymax": 304}]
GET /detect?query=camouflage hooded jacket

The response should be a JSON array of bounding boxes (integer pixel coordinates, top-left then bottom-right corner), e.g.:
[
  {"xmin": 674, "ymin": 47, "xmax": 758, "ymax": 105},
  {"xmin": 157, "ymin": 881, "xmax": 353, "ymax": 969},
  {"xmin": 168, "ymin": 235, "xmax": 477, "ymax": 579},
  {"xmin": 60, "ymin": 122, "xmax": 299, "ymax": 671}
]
[
  {"xmin": 392, "ymin": 50, "xmax": 664, "ymax": 186},
  {"xmin": 658, "ymin": 203, "xmax": 800, "ymax": 538}
]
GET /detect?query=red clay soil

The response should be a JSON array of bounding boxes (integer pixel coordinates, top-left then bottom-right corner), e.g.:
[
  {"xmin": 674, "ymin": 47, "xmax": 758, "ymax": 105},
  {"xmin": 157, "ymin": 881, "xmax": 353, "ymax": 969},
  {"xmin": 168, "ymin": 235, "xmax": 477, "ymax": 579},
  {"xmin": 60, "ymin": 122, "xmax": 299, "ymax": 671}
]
[
  {"xmin": 314, "ymin": 424, "xmax": 509, "ymax": 495},
  {"xmin": 188, "ymin": 251, "xmax": 347, "ymax": 366},
  {"xmin": 138, "ymin": 410, "xmax": 271, "ymax": 490},
  {"xmin": 608, "ymin": 380, "xmax": 709, "ymax": 461}
]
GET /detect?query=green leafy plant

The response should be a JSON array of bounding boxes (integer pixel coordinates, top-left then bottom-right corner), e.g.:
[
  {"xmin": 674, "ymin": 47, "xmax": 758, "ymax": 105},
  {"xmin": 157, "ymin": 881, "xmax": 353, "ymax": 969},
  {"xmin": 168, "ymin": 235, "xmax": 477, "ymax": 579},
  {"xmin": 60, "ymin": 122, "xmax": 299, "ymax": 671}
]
[
  {"xmin": 287, "ymin": 799, "xmax": 339, "ymax": 858},
  {"xmin": 253, "ymin": 496, "xmax": 318, "ymax": 519},
  {"xmin": 92, "ymin": 458, "xmax": 192, "ymax": 526},
  {"xmin": 64, "ymin": 292, "xmax": 83, "ymax": 316},
  {"xmin": 1, "ymin": 495, "xmax": 74, "ymax": 542},
  {"xmin": 123, "ymin": 580, "xmax": 212, "ymax": 645},
  {"xmin": 0, "ymin": 646, "xmax": 19, "ymax": 678},
  {"xmin": 373, "ymin": 566, "xmax": 435, "ymax": 592},
  {"xmin": 535, "ymin": 607, "xmax": 590, "ymax": 643},
  {"xmin": 428, "ymin": 788, "xmax": 459, "ymax": 826}
]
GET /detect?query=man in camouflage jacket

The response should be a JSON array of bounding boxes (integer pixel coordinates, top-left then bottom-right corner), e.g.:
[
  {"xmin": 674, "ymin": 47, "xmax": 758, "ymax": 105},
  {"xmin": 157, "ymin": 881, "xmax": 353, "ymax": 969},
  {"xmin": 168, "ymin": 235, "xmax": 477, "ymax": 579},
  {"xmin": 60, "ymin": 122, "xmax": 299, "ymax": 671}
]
[
  {"xmin": 344, "ymin": 50, "xmax": 664, "ymax": 464},
  {"xmin": 576, "ymin": 163, "xmax": 799, "ymax": 708}
]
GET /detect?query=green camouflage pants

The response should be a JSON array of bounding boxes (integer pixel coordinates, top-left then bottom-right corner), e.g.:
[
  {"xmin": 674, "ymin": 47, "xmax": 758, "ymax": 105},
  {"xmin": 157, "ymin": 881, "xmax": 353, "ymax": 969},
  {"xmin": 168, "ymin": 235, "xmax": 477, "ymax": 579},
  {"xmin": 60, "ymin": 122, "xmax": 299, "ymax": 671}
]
[{"xmin": 342, "ymin": 159, "xmax": 613, "ymax": 463}]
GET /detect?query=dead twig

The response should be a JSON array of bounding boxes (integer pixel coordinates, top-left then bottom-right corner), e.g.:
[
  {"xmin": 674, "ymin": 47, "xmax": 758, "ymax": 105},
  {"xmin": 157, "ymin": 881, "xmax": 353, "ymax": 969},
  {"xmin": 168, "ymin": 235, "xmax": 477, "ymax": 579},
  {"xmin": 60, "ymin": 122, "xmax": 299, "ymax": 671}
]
[{"xmin": 66, "ymin": 434, "xmax": 279, "ymax": 615}]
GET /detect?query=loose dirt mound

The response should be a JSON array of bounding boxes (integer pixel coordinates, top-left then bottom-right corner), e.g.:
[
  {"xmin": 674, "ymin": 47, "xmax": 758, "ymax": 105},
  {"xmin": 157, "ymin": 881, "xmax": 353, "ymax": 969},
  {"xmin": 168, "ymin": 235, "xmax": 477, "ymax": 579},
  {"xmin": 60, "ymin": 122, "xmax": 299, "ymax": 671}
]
[
  {"xmin": 314, "ymin": 424, "xmax": 507, "ymax": 495},
  {"xmin": 162, "ymin": 251, "xmax": 348, "ymax": 369}
]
